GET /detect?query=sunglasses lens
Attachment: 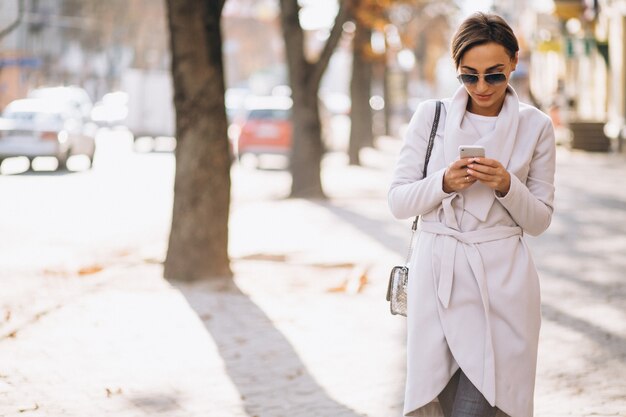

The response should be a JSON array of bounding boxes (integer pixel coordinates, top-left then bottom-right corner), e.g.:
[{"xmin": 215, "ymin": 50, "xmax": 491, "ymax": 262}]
[
  {"xmin": 458, "ymin": 74, "xmax": 478, "ymax": 85},
  {"xmin": 485, "ymin": 73, "xmax": 507, "ymax": 84},
  {"xmin": 457, "ymin": 73, "xmax": 507, "ymax": 85}
]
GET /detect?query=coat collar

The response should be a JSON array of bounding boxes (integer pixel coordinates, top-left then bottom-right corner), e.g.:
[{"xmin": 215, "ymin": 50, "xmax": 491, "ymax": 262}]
[{"xmin": 442, "ymin": 85, "xmax": 520, "ymax": 222}]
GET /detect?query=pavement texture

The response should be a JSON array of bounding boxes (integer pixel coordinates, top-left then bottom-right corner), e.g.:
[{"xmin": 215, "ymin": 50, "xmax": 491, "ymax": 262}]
[{"xmin": 0, "ymin": 139, "xmax": 624, "ymax": 417}]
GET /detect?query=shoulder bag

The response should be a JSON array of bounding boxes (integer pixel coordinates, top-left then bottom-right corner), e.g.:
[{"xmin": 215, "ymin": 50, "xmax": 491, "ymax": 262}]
[{"xmin": 386, "ymin": 100, "xmax": 442, "ymax": 316}]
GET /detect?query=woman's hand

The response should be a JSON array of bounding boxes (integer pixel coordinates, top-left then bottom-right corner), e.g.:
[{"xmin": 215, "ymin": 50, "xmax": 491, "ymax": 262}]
[
  {"xmin": 443, "ymin": 158, "xmax": 478, "ymax": 193},
  {"xmin": 466, "ymin": 157, "xmax": 511, "ymax": 196}
]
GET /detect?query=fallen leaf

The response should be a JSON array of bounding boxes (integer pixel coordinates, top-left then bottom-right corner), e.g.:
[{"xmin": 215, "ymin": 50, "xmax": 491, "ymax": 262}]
[
  {"xmin": 312, "ymin": 262, "xmax": 355, "ymax": 269},
  {"xmin": 286, "ymin": 368, "xmax": 304, "ymax": 380},
  {"xmin": 78, "ymin": 265, "xmax": 104, "ymax": 276},
  {"xmin": 18, "ymin": 403, "xmax": 38, "ymax": 412},
  {"xmin": 238, "ymin": 253, "xmax": 288, "ymax": 262},
  {"xmin": 327, "ymin": 265, "xmax": 370, "ymax": 294},
  {"xmin": 356, "ymin": 273, "xmax": 368, "ymax": 293},
  {"xmin": 345, "ymin": 265, "xmax": 369, "ymax": 294},
  {"xmin": 327, "ymin": 282, "xmax": 347, "ymax": 293},
  {"xmin": 42, "ymin": 269, "xmax": 69, "ymax": 277},
  {"xmin": 114, "ymin": 249, "xmax": 133, "ymax": 257},
  {"xmin": 143, "ymin": 257, "xmax": 164, "ymax": 264},
  {"xmin": 105, "ymin": 387, "xmax": 123, "ymax": 397}
]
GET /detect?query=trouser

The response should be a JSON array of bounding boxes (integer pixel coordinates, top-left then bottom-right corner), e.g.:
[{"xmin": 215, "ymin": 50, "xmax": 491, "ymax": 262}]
[{"xmin": 437, "ymin": 369, "xmax": 501, "ymax": 417}]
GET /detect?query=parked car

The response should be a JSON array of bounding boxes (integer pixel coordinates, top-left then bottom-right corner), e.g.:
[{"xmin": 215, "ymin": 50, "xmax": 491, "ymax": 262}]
[
  {"xmin": 0, "ymin": 98, "xmax": 96, "ymax": 170},
  {"xmin": 90, "ymin": 91, "xmax": 129, "ymax": 127},
  {"xmin": 237, "ymin": 97, "xmax": 292, "ymax": 160},
  {"xmin": 28, "ymin": 86, "xmax": 93, "ymax": 122}
]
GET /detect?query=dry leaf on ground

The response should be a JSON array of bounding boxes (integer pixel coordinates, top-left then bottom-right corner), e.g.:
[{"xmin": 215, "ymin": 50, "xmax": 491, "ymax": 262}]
[{"xmin": 78, "ymin": 265, "xmax": 104, "ymax": 276}]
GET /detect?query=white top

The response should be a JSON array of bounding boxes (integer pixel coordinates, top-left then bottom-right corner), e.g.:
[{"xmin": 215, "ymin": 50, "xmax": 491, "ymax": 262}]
[
  {"xmin": 462, "ymin": 111, "xmax": 497, "ymax": 137},
  {"xmin": 389, "ymin": 85, "xmax": 556, "ymax": 417}
]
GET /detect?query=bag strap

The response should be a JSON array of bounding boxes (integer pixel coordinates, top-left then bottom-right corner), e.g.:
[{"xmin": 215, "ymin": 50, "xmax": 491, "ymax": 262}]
[
  {"xmin": 422, "ymin": 100, "xmax": 441, "ymax": 178},
  {"xmin": 403, "ymin": 100, "xmax": 442, "ymax": 265}
]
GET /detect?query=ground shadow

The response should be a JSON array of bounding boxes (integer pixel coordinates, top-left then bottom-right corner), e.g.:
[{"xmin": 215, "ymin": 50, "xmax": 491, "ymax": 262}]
[
  {"xmin": 175, "ymin": 281, "xmax": 365, "ymax": 417},
  {"xmin": 126, "ymin": 392, "xmax": 182, "ymax": 413},
  {"xmin": 312, "ymin": 200, "xmax": 409, "ymax": 257},
  {"xmin": 315, "ymin": 193, "xmax": 626, "ymax": 365},
  {"xmin": 541, "ymin": 303, "xmax": 626, "ymax": 364}
]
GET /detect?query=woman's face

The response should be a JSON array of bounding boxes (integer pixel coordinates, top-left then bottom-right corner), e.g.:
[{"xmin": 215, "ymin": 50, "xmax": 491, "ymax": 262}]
[{"xmin": 458, "ymin": 42, "xmax": 517, "ymax": 116}]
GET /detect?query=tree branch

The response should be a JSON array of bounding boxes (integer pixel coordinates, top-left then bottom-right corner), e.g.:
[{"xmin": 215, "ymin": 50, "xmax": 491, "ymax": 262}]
[
  {"xmin": 310, "ymin": 0, "xmax": 350, "ymax": 89},
  {"xmin": 0, "ymin": 0, "xmax": 24, "ymax": 40}
]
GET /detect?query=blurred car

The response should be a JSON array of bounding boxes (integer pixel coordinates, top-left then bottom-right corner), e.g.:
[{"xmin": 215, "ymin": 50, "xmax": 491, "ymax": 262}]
[
  {"xmin": 237, "ymin": 96, "xmax": 292, "ymax": 160},
  {"xmin": 90, "ymin": 91, "xmax": 129, "ymax": 127},
  {"xmin": 0, "ymin": 98, "xmax": 96, "ymax": 170},
  {"xmin": 28, "ymin": 85, "xmax": 93, "ymax": 122}
]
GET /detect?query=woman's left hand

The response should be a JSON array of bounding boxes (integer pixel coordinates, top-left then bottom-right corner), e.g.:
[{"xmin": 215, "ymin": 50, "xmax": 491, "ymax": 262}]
[{"xmin": 466, "ymin": 158, "xmax": 511, "ymax": 196}]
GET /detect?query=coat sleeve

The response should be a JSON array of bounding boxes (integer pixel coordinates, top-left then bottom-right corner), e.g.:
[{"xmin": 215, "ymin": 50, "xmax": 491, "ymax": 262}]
[
  {"xmin": 496, "ymin": 115, "xmax": 556, "ymax": 236},
  {"xmin": 388, "ymin": 100, "xmax": 450, "ymax": 219}
]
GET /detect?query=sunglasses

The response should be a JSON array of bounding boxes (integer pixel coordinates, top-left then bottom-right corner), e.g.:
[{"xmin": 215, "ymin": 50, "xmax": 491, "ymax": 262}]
[{"xmin": 457, "ymin": 72, "xmax": 507, "ymax": 85}]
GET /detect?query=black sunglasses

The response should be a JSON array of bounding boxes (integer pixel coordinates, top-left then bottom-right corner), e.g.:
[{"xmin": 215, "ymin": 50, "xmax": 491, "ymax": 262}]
[{"xmin": 457, "ymin": 72, "xmax": 507, "ymax": 85}]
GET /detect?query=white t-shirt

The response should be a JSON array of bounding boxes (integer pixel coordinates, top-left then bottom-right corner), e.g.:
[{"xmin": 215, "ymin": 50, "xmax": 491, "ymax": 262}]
[{"xmin": 462, "ymin": 111, "xmax": 497, "ymax": 138}]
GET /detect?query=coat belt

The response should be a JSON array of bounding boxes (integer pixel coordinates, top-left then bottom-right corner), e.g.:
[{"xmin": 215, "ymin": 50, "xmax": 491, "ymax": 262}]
[{"xmin": 419, "ymin": 220, "xmax": 522, "ymax": 405}]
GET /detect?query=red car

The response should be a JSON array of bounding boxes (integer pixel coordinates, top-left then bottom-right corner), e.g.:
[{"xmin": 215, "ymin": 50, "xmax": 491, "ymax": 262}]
[{"xmin": 236, "ymin": 98, "xmax": 292, "ymax": 160}]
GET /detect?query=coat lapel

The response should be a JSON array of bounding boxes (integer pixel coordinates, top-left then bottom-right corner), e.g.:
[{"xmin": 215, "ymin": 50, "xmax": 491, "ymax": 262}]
[{"xmin": 442, "ymin": 85, "xmax": 520, "ymax": 222}]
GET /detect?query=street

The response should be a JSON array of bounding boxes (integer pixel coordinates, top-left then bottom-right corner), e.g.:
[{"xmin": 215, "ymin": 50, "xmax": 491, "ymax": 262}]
[
  {"xmin": 0, "ymin": 130, "xmax": 176, "ymax": 274},
  {"xmin": 0, "ymin": 130, "xmax": 624, "ymax": 416}
]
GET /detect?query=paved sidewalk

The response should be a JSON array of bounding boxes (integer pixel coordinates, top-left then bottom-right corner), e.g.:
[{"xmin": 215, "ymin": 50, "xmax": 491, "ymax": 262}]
[
  {"xmin": 526, "ymin": 149, "xmax": 626, "ymax": 416},
  {"xmin": 0, "ymin": 143, "xmax": 624, "ymax": 416}
]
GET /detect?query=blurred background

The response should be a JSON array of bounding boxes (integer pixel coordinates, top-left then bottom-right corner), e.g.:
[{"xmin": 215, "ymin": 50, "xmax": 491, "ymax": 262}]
[{"xmin": 0, "ymin": 0, "xmax": 624, "ymax": 167}]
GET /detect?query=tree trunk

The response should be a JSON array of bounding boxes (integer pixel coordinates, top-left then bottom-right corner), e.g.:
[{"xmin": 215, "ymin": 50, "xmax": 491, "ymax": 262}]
[
  {"xmin": 348, "ymin": 22, "xmax": 373, "ymax": 166},
  {"xmin": 164, "ymin": 0, "xmax": 232, "ymax": 281},
  {"xmin": 290, "ymin": 88, "xmax": 326, "ymax": 198},
  {"xmin": 383, "ymin": 64, "xmax": 391, "ymax": 136},
  {"xmin": 279, "ymin": 0, "xmax": 348, "ymax": 198}
]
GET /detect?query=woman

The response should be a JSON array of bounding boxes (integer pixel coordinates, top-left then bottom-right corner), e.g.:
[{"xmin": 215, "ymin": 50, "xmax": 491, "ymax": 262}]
[{"xmin": 388, "ymin": 12, "xmax": 556, "ymax": 417}]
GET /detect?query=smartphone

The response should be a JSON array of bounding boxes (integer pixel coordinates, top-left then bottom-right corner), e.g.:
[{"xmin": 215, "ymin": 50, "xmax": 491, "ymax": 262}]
[{"xmin": 459, "ymin": 145, "xmax": 485, "ymax": 159}]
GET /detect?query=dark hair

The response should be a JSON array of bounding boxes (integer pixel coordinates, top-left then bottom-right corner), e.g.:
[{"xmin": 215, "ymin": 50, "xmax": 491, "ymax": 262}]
[{"xmin": 451, "ymin": 12, "xmax": 519, "ymax": 68}]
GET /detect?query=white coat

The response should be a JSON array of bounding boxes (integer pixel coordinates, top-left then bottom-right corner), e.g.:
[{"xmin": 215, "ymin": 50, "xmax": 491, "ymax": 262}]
[{"xmin": 388, "ymin": 86, "xmax": 556, "ymax": 417}]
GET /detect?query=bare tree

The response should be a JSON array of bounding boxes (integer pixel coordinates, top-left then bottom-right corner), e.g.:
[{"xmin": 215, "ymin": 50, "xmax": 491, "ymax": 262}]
[
  {"xmin": 279, "ymin": 0, "xmax": 349, "ymax": 198},
  {"xmin": 347, "ymin": 0, "xmax": 408, "ymax": 165},
  {"xmin": 348, "ymin": 18, "xmax": 374, "ymax": 165},
  {"xmin": 164, "ymin": 0, "xmax": 232, "ymax": 281}
]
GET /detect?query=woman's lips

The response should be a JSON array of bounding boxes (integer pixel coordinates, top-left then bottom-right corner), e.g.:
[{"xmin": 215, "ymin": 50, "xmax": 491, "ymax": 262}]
[{"xmin": 475, "ymin": 94, "xmax": 492, "ymax": 101}]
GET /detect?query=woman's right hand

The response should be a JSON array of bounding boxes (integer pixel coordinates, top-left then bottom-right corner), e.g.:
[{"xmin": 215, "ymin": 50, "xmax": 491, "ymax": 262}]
[{"xmin": 442, "ymin": 158, "xmax": 478, "ymax": 193}]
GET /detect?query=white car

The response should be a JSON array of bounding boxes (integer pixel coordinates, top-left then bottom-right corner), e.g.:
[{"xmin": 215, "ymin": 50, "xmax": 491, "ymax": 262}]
[
  {"xmin": 28, "ymin": 86, "xmax": 93, "ymax": 122},
  {"xmin": 0, "ymin": 98, "xmax": 96, "ymax": 171}
]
